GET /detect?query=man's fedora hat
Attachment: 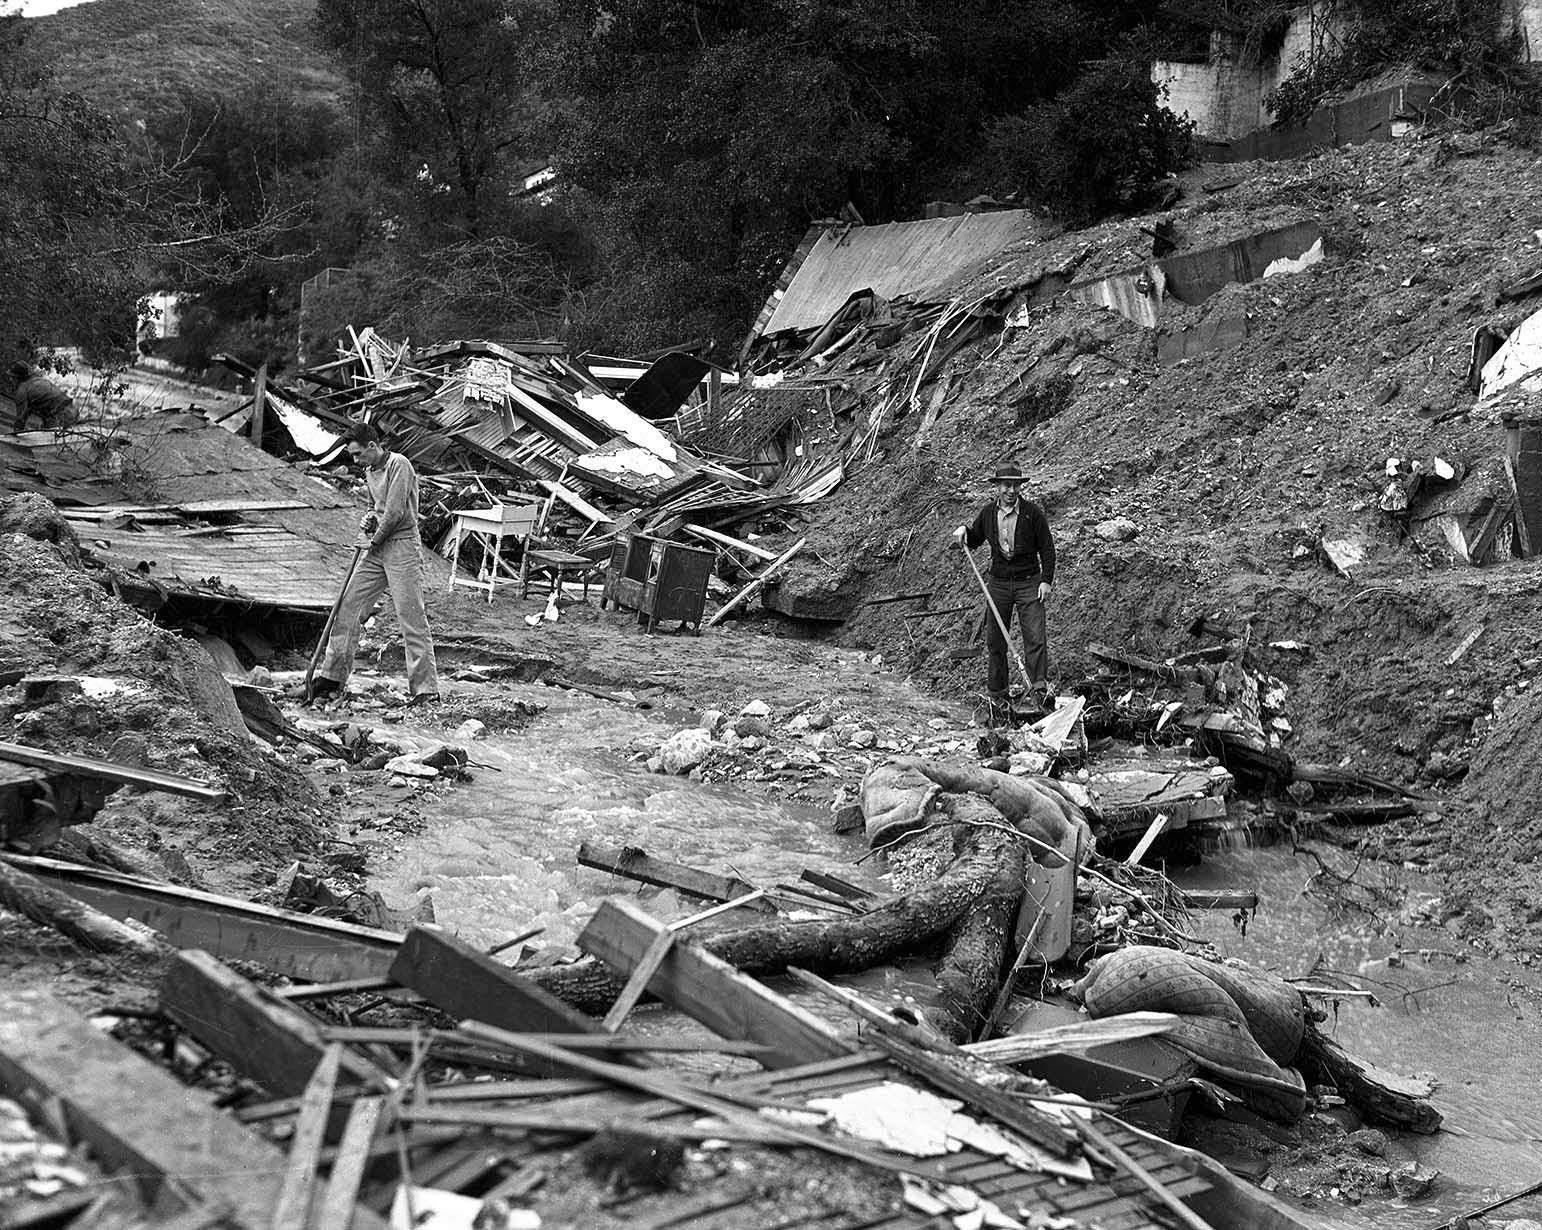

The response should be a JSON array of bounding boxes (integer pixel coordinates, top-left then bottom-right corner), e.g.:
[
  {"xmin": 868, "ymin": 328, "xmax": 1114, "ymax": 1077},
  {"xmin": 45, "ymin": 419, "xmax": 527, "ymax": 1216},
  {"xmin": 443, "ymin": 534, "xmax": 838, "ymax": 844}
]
[{"xmin": 990, "ymin": 463, "xmax": 1024, "ymax": 484}]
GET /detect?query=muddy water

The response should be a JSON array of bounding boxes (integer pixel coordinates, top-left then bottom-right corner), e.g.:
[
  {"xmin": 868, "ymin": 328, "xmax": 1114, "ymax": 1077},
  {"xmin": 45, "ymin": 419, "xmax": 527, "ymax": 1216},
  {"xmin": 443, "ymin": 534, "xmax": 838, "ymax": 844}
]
[
  {"xmin": 370, "ymin": 686, "xmax": 862, "ymax": 954},
  {"xmin": 373, "ymin": 690, "xmax": 1542, "ymax": 1226},
  {"xmin": 1178, "ymin": 847, "xmax": 1542, "ymax": 1227}
]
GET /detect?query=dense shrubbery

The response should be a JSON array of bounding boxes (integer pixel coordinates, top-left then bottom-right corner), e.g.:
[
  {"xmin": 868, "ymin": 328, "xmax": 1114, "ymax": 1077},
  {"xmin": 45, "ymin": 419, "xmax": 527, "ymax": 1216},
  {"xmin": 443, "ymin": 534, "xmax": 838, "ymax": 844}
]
[
  {"xmin": 16, "ymin": 0, "xmax": 1537, "ymax": 364},
  {"xmin": 1268, "ymin": 0, "xmax": 1536, "ymax": 125},
  {"xmin": 977, "ymin": 51, "xmax": 1196, "ymax": 222}
]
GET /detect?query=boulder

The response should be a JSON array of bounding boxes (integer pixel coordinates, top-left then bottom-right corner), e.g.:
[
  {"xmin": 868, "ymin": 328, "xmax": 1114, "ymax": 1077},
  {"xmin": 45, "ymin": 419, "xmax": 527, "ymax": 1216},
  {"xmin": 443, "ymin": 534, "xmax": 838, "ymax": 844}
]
[
  {"xmin": 1094, "ymin": 516, "xmax": 1139, "ymax": 542},
  {"xmin": 655, "ymin": 728, "xmax": 713, "ymax": 775}
]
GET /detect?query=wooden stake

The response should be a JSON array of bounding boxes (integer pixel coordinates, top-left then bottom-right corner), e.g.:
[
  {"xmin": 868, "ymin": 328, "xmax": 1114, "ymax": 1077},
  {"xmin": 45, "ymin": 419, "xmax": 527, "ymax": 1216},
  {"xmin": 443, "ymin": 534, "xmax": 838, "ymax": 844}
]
[{"xmin": 251, "ymin": 363, "xmax": 268, "ymax": 449}]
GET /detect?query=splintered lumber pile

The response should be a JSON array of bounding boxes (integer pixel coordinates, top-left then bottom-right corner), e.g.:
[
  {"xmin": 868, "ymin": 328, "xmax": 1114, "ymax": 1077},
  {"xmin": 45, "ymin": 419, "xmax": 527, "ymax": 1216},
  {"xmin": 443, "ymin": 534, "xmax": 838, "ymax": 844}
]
[
  {"xmin": 532, "ymin": 826, "xmax": 1014, "ymax": 1014},
  {"xmin": 0, "ymin": 853, "xmax": 1317, "ymax": 1230}
]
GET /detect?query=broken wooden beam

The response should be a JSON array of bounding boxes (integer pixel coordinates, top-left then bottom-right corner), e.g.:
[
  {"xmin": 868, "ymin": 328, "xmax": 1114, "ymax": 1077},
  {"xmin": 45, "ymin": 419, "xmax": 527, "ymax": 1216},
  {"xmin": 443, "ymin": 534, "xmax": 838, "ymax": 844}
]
[
  {"xmin": 576, "ymin": 841, "xmax": 774, "ymax": 911},
  {"xmin": 0, "ymin": 987, "xmax": 384, "ymax": 1228},
  {"xmin": 578, "ymin": 896, "xmax": 853, "ymax": 1069},
  {"xmin": 0, "ymin": 857, "xmax": 168, "ymax": 959},
  {"xmin": 390, "ymin": 926, "xmax": 603, "ymax": 1042},
  {"xmin": 160, "ymin": 950, "xmax": 390, "ymax": 1098},
  {"xmin": 4, "ymin": 853, "xmax": 400, "ymax": 982},
  {"xmin": 0, "ymin": 740, "xmax": 225, "ymax": 801},
  {"xmin": 683, "ymin": 523, "xmax": 776, "ymax": 561}
]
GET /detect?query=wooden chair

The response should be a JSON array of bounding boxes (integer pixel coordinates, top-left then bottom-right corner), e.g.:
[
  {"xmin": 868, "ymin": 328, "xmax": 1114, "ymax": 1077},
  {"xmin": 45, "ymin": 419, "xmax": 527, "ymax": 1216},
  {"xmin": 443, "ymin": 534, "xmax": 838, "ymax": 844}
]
[
  {"xmin": 518, "ymin": 493, "xmax": 605, "ymax": 601},
  {"xmin": 445, "ymin": 498, "xmax": 542, "ymax": 603}
]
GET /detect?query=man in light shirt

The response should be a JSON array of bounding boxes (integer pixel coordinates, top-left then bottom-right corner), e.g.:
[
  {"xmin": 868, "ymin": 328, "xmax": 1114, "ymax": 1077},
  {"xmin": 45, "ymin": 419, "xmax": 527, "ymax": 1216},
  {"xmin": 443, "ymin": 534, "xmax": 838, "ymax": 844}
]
[
  {"xmin": 311, "ymin": 422, "xmax": 440, "ymax": 705},
  {"xmin": 952, "ymin": 463, "xmax": 1055, "ymax": 717}
]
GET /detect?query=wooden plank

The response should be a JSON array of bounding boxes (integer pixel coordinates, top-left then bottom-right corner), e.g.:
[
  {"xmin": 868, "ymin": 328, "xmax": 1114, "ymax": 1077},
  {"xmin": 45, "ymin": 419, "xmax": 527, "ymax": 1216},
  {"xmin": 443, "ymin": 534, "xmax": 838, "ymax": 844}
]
[
  {"xmin": 576, "ymin": 842, "xmax": 774, "ymax": 911},
  {"xmin": 506, "ymin": 384, "xmax": 599, "ymax": 452},
  {"xmin": 270, "ymin": 1044, "xmax": 343, "ymax": 1230},
  {"xmin": 456, "ymin": 1024, "xmax": 950, "ymax": 1181},
  {"xmin": 601, "ymin": 928, "xmax": 675, "ymax": 1032},
  {"xmin": 539, "ymin": 480, "xmax": 613, "ymax": 524},
  {"xmin": 5, "ymin": 853, "xmax": 400, "ymax": 982},
  {"xmin": 0, "ymin": 987, "xmax": 383, "ymax": 1229},
  {"xmin": 251, "ymin": 364, "xmax": 268, "ymax": 450},
  {"xmin": 0, "ymin": 742, "xmax": 224, "ymax": 800},
  {"xmin": 390, "ymin": 926, "xmax": 602, "ymax": 1042},
  {"xmin": 577, "ymin": 896, "xmax": 852, "ymax": 1070},
  {"xmin": 160, "ymin": 950, "xmax": 389, "ymax": 1098},
  {"xmin": 683, "ymin": 523, "xmax": 776, "ymax": 561}
]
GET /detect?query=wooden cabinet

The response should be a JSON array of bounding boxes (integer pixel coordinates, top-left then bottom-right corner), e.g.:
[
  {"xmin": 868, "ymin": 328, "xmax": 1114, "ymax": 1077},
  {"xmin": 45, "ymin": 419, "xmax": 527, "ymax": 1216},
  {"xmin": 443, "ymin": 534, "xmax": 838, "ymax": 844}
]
[{"xmin": 601, "ymin": 535, "xmax": 714, "ymax": 633}]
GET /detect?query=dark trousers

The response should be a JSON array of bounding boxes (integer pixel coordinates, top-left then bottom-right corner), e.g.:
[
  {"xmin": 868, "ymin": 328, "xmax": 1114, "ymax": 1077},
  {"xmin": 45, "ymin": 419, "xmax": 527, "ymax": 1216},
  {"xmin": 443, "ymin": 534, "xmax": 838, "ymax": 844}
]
[{"xmin": 985, "ymin": 574, "xmax": 1047, "ymax": 695}]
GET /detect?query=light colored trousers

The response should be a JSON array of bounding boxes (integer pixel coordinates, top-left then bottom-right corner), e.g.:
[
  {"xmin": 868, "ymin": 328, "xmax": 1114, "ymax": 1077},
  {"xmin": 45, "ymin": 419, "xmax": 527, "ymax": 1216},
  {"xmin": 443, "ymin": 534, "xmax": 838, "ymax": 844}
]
[{"xmin": 318, "ymin": 537, "xmax": 440, "ymax": 696}]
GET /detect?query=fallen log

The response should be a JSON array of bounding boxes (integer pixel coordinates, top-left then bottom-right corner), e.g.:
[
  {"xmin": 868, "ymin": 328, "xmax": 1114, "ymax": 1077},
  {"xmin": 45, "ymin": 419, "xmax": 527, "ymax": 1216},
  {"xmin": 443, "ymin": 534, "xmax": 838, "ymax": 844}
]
[
  {"xmin": 1297, "ymin": 1025, "xmax": 1441, "ymax": 1133},
  {"xmin": 533, "ymin": 826, "xmax": 1007, "ymax": 1014},
  {"xmin": 0, "ymin": 857, "xmax": 168, "ymax": 960},
  {"xmin": 933, "ymin": 812, "xmax": 1024, "ymax": 1044}
]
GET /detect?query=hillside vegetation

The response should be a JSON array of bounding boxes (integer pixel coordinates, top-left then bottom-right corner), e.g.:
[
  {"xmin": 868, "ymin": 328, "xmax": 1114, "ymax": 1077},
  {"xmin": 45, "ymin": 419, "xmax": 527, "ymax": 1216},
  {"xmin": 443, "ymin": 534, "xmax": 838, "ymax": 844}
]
[{"xmin": 31, "ymin": 0, "xmax": 343, "ymax": 120}]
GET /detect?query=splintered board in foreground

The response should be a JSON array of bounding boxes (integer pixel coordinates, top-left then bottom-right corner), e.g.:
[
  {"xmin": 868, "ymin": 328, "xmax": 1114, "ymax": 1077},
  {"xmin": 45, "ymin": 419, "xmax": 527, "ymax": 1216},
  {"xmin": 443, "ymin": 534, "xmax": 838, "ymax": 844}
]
[{"xmin": 578, "ymin": 896, "xmax": 852, "ymax": 1069}]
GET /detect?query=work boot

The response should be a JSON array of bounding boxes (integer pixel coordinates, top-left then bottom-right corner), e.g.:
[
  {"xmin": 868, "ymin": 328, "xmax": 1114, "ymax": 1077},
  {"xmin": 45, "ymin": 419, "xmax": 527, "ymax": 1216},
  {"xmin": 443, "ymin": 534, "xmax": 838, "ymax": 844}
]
[
  {"xmin": 308, "ymin": 677, "xmax": 341, "ymax": 703},
  {"xmin": 406, "ymin": 692, "xmax": 441, "ymax": 708}
]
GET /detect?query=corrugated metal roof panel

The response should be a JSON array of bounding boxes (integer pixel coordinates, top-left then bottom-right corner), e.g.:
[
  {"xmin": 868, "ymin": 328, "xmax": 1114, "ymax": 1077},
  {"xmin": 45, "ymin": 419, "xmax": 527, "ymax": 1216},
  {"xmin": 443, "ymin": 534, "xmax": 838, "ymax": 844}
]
[{"xmin": 761, "ymin": 210, "xmax": 1042, "ymax": 336}]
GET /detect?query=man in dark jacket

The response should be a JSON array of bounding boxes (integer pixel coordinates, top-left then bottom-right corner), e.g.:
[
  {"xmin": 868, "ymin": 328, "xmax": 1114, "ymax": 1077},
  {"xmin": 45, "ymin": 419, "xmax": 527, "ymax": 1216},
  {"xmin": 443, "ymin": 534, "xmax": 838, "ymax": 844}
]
[{"xmin": 952, "ymin": 462, "xmax": 1055, "ymax": 711}]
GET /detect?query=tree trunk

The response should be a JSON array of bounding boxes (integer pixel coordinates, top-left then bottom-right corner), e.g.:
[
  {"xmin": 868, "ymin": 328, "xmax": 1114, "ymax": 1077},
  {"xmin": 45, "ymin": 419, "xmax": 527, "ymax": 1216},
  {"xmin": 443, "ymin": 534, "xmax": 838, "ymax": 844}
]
[
  {"xmin": 0, "ymin": 858, "xmax": 168, "ymax": 960},
  {"xmin": 529, "ymin": 824, "xmax": 1007, "ymax": 1015},
  {"xmin": 1298, "ymin": 1025, "xmax": 1442, "ymax": 1133},
  {"xmin": 933, "ymin": 816, "xmax": 1025, "ymax": 1044}
]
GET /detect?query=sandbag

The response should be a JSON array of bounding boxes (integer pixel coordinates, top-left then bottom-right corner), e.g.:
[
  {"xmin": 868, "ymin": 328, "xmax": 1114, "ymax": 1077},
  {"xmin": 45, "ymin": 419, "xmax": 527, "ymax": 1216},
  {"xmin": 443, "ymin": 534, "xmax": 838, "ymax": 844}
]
[
  {"xmin": 1075, "ymin": 945, "xmax": 1309, "ymax": 1121},
  {"xmin": 901, "ymin": 759, "xmax": 1094, "ymax": 865},
  {"xmin": 861, "ymin": 762, "xmax": 942, "ymax": 847}
]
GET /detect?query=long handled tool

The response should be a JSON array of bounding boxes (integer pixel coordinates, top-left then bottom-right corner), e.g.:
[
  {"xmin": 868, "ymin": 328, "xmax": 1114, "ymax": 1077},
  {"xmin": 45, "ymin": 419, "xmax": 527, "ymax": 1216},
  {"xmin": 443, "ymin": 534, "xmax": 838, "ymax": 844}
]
[
  {"xmin": 958, "ymin": 541, "xmax": 1036, "ymax": 696},
  {"xmin": 304, "ymin": 544, "xmax": 366, "ymax": 702}
]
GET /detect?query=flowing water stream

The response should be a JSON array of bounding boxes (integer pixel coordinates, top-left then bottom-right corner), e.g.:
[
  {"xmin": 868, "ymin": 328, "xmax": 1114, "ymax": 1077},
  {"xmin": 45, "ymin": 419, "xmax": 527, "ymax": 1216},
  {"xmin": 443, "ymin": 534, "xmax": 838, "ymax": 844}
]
[{"xmin": 370, "ymin": 688, "xmax": 1542, "ymax": 1227}]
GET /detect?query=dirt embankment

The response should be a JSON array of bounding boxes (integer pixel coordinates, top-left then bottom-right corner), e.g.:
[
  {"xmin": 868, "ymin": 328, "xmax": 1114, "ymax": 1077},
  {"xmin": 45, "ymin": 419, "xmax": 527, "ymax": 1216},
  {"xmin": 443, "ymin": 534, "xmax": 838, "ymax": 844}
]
[
  {"xmin": 0, "ymin": 496, "xmax": 328, "ymax": 893},
  {"xmin": 749, "ymin": 131, "xmax": 1542, "ymax": 954}
]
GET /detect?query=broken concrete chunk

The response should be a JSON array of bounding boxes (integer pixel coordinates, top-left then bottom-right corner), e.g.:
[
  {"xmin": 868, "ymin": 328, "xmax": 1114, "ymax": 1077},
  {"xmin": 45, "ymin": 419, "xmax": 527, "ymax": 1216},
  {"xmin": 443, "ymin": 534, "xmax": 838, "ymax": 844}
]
[
  {"xmin": 739, "ymin": 699, "xmax": 772, "ymax": 717},
  {"xmin": 1349, "ymin": 1127, "xmax": 1388, "ymax": 1156},
  {"xmin": 848, "ymin": 729, "xmax": 877, "ymax": 749},
  {"xmin": 452, "ymin": 718, "xmax": 487, "ymax": 741},
  {"xmin": 697, "ymin": 709, "xmax": 726, "ymax": 734}
]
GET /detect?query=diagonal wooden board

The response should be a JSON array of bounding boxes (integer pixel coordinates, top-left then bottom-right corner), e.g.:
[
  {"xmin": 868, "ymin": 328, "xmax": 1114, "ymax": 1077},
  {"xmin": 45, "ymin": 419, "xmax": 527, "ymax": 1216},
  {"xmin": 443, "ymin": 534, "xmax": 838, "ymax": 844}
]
[
  {"xmin": 160, "ymin": 949, "xmax": 390, "ymax": 1099},
  {"xmin": 4, "ymin": 852, "xmax": 400, "ymax": 983},
  {"xmin": 577, "ymin": 896, "xmax": 852, "ymax": 1070},
  {"xmin": 0, "ymin": 987, "xmax": 384, "ymax": 1229}
]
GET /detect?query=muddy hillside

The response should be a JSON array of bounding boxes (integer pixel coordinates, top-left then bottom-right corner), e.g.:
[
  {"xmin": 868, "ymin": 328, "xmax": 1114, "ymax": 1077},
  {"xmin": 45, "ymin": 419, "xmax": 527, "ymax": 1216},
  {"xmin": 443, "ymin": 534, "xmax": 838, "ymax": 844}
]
[{"xmin": 754, "ymin": 132, "xmax": 1542, "ymax": 951}]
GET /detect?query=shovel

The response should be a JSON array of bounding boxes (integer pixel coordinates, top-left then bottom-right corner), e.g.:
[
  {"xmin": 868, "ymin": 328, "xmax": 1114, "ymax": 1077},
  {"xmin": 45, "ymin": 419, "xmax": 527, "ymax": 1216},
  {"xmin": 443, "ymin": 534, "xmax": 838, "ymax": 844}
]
[
  {"xmin": 304, "ymin": 543, "xmax": 366, "ymax": 702},
  {"xmin": 958, "ymin": 541, "xmax": 1036, "ymax": 698}
]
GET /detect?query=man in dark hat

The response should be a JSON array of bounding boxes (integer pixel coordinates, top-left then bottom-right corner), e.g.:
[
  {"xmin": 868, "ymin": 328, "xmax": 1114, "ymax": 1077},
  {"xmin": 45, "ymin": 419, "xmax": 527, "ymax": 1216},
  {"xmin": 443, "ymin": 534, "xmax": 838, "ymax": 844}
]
[{"xmin": 952, "ymin": 463, "xmax": 1056, "ymax": 715}]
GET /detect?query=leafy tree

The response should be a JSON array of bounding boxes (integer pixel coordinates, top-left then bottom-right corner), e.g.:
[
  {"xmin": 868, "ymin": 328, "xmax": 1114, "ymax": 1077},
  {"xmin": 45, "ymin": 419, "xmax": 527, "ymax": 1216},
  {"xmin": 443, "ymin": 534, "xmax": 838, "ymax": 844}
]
[
  {"xmin": 0, "ymin": 16, "xmax": 302, "ymax": 367},
  {"xmin": 313, "ymin": 0, "xmax": 551, "ymax": 237},
  {"xmin": 978, "ymin": 48, "xmax": 1195, "ymax": 222}
]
